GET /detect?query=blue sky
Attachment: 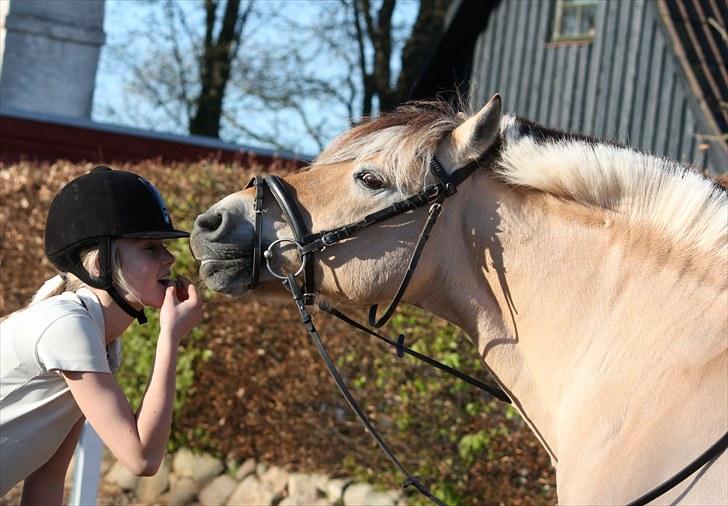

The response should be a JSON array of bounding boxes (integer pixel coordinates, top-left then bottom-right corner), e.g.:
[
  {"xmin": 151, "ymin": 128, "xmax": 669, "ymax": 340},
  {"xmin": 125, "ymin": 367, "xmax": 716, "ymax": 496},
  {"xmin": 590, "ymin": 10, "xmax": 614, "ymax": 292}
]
[{"xmin": 93, "ymin": 0, "xmax": 419, "ymax": 156}]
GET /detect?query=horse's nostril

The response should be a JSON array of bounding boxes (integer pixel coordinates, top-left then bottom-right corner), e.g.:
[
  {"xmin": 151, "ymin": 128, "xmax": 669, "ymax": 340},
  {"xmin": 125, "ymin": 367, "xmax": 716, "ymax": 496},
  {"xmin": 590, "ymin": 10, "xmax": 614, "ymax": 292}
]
[{"xmin": 196, "ymin": 210, "xmax": 223, "ymax": 232}]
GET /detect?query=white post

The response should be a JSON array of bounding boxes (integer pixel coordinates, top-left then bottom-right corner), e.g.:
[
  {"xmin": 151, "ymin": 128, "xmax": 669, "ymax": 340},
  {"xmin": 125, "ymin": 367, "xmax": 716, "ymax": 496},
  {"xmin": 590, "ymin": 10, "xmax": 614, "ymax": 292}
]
[{"xmin": 70, "ymin": 421, "xmax": 103, "ymax": 506}]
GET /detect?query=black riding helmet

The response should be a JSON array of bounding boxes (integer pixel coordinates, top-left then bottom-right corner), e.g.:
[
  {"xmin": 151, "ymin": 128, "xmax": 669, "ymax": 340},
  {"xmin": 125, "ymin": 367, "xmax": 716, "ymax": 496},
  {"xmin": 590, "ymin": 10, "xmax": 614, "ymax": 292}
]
[{"xmin": 45, "ymin": 166, "xmax": 189, "ymax": 324}]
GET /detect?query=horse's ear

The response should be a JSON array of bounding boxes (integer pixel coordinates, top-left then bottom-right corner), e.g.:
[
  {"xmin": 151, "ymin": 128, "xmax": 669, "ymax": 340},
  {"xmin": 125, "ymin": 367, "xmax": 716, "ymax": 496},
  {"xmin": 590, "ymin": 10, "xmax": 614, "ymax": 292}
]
[{"xmin": 439, "ymin": 94, "xmax": 502, "ymax": 171}]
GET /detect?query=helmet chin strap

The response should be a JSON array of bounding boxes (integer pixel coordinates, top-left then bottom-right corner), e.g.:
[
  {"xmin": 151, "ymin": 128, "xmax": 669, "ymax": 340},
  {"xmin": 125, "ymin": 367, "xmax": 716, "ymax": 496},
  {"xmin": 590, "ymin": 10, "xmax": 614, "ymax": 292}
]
[
  {"xmin": 106, "ymin": 285, "xmax": 147, "ymax": 325},
  {"xmin": 70, "ymin": 237, "xmax": 148, "ymax": 325}
]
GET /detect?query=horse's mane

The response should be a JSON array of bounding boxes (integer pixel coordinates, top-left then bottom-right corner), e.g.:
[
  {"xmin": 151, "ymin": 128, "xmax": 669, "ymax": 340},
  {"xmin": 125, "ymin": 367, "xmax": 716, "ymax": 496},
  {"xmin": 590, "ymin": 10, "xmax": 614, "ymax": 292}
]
[
  {"xmin": 317, "ymin": 100, "xmax": 727, "ymax": 256},
  {"xmin": 497, "ymin": 115, "xmax": 727, "ymax": 256}
]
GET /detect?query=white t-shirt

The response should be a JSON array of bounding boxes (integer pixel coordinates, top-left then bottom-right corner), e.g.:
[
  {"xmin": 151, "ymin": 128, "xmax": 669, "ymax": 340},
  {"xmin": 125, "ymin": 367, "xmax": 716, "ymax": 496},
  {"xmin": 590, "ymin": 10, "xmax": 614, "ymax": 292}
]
[{"xmin": 0, "ymin": 288, "xmax": 121, "ymax": 495}]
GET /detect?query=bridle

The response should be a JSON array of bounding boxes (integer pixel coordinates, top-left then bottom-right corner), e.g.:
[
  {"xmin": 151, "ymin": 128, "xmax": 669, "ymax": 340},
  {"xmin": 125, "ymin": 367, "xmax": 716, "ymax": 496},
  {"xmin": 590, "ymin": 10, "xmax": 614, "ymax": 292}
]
[
  {"xmin": 241, "ymin": 157, "xmax": 728, "ymax": 505},
  {"xmin": 250, "ymin": 156, "xmax": 477, "ymax": 321}
]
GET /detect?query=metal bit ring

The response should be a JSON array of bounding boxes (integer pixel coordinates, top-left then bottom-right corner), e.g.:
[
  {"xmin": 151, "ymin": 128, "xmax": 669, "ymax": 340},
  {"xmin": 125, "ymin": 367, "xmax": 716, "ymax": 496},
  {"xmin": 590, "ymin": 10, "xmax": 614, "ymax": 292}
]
[{"xmin": 263, "ymin": 238, "xmax": 306, "ymax": 280}]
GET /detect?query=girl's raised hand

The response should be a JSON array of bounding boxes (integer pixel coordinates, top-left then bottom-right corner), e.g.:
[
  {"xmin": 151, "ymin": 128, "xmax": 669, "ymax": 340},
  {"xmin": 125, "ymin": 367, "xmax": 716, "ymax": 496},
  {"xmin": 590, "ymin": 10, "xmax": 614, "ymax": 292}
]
[{"xmin": 160, "ymin": 277, "xmax": 203, "ymax": 341}]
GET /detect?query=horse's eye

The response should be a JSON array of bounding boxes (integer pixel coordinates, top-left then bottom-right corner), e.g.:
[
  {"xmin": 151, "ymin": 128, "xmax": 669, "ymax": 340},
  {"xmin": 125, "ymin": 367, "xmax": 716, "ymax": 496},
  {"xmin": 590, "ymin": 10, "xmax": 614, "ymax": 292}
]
[{"xmin": 356, "ymin": 171, "xmax": 385, "ymax": 190}]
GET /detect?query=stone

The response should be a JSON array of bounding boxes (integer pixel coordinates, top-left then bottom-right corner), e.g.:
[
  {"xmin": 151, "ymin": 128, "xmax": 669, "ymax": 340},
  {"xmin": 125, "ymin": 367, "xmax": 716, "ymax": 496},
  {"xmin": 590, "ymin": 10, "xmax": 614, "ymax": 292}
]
[
  {"xmin": 235, "ymin": 458, "xmax": 257, "ymax": 480},
  {"xmin": 169, "ymin": 476, "xmax": 199, "ymax": 505},
  {"xmin": 173, "ymin": 448, "xmax": 224, "ymax": 485},
  {"xmin": 156, "ymin": 492, "xmax": 172, "ymax": 506},
  {"xmin": 342, "ymin": 483, "xmax": 398, "ymax": 506},
  {"xmin": 287, "ymin": 472, "xmax": 326, "ymax": 504},
  {"xmin": 326, "ymin": 478, "xmax": 349, "ymax": 502},
  {"xmin": 260, "ymin": 465, "xmax": 290, "ymax": 496},
  {"xmin": 100, "ymin": 447, "xmax": 114, "ymax": 476},
  {"xmin": 255, "ymin": 462, "xmax": 268, "ymax": 477},
  {"xmin": 199, "ymin": 474, "xmax": 237, "ymax": 506},
  {"xmin": 135, "ymin": 459, "xmax": 170, "ymax": 503},
  {"xmin": 278, "ymin": 497, "xmax": 331, "ymax": 506},
  {"xmin": 226, "ymin": 475, "xmax": 275, "ymax": 506},
  {"xmin": 105, "ymin": 461, "xmax": 139, "ymax": 491}
]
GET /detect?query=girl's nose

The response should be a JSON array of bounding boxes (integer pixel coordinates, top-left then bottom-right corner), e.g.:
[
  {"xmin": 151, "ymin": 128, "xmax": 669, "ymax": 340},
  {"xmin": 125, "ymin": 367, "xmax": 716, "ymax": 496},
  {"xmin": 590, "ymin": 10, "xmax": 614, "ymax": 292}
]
[{"xmin": 163, "ymin": 247, "xmax": 175, "ymax": 265}]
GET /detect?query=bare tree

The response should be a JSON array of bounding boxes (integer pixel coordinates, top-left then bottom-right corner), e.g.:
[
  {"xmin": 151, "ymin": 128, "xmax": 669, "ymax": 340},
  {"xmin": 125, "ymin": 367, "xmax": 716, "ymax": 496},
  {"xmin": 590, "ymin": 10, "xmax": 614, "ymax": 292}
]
[
  {"xmin": 351, "ymin": 0, "xmax": 449, "ymax": 115},
  {"xmin": 190, "ymin": 0, "xmax": 253, "ymax": 137},
  {"xmin": 98, "ymin": 0, "xmax": 450, "ymax": 153}
]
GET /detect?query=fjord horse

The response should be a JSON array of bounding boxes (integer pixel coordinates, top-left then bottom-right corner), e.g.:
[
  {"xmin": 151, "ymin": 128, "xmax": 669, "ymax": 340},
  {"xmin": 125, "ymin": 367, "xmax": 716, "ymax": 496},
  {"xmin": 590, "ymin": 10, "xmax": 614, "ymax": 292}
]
[{"xmin": 190, "ymin": 95, "xmax": 727, "ymax": 504}]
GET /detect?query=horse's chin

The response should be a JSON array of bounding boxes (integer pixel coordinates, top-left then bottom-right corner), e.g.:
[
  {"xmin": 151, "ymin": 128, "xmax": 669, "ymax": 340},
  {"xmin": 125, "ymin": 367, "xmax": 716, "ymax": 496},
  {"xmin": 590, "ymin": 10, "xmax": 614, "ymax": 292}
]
[{"xmin": 199, "ymin": 259, "xmax": 251, "ymax": 297}]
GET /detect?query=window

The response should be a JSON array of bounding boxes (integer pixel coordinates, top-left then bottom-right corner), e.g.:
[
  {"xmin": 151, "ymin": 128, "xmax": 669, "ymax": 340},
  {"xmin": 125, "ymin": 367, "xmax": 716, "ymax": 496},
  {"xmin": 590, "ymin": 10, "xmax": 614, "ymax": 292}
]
[{"xmin": 551, "ymin": 0, "xmax": 598, "ymax": 43}]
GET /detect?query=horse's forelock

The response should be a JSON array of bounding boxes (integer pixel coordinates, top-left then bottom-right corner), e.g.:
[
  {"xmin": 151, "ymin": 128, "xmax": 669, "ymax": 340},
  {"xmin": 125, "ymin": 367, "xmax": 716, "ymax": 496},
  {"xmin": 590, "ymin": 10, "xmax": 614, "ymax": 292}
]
[{"xmin": 315, "ymin": 100, "xmax": 463, "ymax": 192}]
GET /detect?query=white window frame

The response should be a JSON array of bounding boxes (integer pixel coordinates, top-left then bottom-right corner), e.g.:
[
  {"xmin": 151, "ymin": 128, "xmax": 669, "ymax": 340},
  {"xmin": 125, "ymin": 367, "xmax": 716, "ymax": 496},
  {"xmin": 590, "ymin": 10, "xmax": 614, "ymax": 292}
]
[{"xmin": 552, "ymin": 0, "xmax": 598, "ymax": 43}]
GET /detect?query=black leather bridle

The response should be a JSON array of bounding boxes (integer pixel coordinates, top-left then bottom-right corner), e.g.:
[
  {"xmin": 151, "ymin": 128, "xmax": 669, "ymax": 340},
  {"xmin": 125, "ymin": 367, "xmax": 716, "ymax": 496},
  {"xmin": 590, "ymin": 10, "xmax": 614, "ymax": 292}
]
[
  {"xmin": 250, "ymin": 157, "xmax": 477, "ymax": 321},
  {"xmin": 242, "ymin": 157, "xmax": 728, "ymax": 505},
  {"xmin": 245, "ymin": 157, "xmax": 509, "ymax": 504}
]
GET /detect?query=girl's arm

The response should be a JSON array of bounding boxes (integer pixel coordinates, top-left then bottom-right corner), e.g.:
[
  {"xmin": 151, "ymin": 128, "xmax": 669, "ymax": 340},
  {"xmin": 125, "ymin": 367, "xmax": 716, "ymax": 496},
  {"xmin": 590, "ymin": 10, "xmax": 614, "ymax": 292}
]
[
  {"xmin": 63, "ymin": 281, "xmax": 202, "ymax": 476},
  {"xmin": 21, "ymin": 417, "xmax": 85, "ymax": 505}
]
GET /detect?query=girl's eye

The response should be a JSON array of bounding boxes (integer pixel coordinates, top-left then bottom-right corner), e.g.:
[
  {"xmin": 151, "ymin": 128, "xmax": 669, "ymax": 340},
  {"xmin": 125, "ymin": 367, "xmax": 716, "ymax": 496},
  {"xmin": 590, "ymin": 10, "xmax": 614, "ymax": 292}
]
[{"xmin": 356, "ymin": 171, "xmax": 385, "ymax": 190}]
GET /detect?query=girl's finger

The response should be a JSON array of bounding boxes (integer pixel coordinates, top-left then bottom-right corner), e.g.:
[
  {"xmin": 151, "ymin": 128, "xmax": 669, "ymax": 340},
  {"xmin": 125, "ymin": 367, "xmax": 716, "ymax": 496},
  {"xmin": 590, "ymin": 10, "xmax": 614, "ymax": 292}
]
[
  {"xmin": 185, "ymin": 283, "xmax": 200, "ymax": 307},
  {"xmin": 165, "ymin": 284, "xmax": 178, "ymax": 305}
]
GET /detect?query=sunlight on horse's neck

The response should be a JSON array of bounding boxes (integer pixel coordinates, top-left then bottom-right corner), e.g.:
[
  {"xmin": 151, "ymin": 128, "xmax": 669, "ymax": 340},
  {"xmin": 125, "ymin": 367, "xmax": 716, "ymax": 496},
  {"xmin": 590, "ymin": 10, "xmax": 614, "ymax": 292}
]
[
  {"xmin": 495, "ymin": 116, "xmax": 727, "ymax": 259},
  {"xmin": 412, "ymin": 167, "xmax": 727, "ymax": 475}
]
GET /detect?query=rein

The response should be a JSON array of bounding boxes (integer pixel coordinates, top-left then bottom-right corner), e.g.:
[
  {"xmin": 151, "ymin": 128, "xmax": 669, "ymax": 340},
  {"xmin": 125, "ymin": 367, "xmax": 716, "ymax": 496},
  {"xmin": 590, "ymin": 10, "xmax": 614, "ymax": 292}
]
[{"xmin": 242, "ymin": 157, "xmax": 728, "ymax": 505}]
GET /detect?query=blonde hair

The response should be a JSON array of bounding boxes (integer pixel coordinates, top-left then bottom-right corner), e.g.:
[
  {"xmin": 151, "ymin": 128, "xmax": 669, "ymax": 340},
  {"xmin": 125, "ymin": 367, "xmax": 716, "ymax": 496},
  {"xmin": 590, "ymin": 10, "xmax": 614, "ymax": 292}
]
[{"xmin": 29, "ymin": 240, "xmax": 141, "ymax": 306}]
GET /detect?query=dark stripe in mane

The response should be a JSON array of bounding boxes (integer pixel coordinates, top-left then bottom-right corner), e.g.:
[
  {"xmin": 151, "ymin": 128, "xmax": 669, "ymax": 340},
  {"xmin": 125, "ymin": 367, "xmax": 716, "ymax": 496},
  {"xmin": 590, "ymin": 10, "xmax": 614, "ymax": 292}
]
[{"xmin": 514, "ymin": 116, "xmax": 624, "ymax": 148}]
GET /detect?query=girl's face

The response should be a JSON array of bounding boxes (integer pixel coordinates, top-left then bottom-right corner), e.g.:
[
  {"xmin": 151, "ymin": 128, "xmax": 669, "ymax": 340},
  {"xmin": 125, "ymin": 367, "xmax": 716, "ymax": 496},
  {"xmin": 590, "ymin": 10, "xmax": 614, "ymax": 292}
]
[{"xmin": 116, "ymin": 238, "xmax": 176, "ymax": 308}]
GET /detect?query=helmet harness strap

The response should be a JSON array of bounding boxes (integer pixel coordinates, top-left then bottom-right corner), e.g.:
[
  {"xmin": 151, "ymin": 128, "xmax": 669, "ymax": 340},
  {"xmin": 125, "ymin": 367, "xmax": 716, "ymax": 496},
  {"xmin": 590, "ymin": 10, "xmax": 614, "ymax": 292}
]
[{"xmin": 67, "ymin": 237, "xmax": 147, "ymax": 325}]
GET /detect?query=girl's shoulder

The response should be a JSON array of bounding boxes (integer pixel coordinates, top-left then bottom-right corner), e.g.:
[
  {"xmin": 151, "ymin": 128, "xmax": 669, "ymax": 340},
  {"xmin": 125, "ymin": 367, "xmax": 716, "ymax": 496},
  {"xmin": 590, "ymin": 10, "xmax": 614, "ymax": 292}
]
[
  {"xmin": 1, "ymin": 291, "xmax": 111, "ymax": 375},
  {"xmin": 4, "ymin": 291, "xmax": 91, "ymax": 328}
]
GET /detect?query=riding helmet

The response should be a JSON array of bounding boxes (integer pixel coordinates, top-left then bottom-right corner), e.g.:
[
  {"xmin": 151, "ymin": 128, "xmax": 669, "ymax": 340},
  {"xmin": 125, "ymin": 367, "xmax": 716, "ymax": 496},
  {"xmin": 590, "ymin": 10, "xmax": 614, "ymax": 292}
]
[{"xmin": 45, "ymin": 166, "xmax": 188, "ymax": 323}]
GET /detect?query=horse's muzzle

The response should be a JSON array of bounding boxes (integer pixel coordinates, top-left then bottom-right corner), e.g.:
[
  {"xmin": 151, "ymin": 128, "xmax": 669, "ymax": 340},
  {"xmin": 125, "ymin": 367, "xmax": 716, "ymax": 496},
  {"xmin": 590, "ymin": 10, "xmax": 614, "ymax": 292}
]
[{"xmin": 190, "ymin": 205, "xmax": 256, "ymax": 295}]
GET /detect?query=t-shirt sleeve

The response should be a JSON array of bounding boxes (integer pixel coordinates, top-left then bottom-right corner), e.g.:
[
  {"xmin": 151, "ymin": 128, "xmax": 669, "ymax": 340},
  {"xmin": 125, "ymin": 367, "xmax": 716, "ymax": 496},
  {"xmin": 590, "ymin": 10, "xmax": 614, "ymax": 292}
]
[{"xmin": 35, "ymin": 311, "xmax": 111, "ymax": 373}]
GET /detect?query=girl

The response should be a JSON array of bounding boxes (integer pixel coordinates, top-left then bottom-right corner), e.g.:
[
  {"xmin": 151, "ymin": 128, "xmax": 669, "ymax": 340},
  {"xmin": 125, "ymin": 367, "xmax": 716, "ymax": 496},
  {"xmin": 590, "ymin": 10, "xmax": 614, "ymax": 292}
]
[{"xmin": 0, "ymin": 166, "xmax": 204, "ymax": 504}]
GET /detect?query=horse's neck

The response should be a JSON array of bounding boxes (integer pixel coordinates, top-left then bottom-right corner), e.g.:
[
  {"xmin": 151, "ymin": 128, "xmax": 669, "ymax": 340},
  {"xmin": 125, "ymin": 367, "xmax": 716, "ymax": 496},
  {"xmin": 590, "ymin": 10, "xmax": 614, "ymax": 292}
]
[{"xmin": 418, "ymin": 174, "xmax": 727, "ymax": 467}]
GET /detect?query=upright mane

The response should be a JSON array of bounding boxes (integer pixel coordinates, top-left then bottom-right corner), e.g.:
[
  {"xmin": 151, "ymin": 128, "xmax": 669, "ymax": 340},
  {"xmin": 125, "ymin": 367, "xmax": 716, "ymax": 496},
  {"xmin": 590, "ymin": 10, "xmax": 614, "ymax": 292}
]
[
  {"xmin": 316, "ymin": 100, "xmax": 727, "ymax": 256},
  {"xmin": 497, "ymin": 116, "xmax": 728, "ymax": 256}
]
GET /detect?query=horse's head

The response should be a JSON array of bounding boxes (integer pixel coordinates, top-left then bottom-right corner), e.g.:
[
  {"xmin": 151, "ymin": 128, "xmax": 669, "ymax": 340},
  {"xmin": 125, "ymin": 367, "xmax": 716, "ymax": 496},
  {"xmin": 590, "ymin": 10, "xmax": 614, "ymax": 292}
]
[{"xmin": 190, "ymin": 95, "xmax": 502, "ymax": 302}]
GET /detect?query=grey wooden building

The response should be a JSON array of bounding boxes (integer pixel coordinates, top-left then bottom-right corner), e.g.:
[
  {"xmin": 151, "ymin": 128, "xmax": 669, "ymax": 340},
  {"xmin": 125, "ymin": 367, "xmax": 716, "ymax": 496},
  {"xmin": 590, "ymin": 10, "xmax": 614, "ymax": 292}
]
[{"xmin": 413, "ymin": 0, "xmax": 727, "ymax": 175}]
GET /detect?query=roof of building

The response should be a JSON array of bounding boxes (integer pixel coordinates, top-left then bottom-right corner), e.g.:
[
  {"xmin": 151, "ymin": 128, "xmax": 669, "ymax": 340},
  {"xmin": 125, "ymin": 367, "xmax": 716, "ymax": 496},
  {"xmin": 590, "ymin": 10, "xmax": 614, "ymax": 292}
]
[
  {"xmin": 0, "ymin": 106, "xmax": 310, "ymax": 166},
  {"xmin": 657, "ymin": 0, "xmax": 728, "ymax": 141}
]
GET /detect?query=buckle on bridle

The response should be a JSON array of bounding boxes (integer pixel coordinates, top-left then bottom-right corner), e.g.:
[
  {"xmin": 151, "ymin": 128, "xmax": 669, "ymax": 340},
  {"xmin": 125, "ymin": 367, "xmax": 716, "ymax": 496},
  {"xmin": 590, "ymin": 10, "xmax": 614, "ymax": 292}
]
[
  {"xmin": 423, "ymin": 184, "xmax": 442, "ymax": 202},
  {"xmin": 321, "ymin": 232, "xmax": 338, "ymax": 246}
]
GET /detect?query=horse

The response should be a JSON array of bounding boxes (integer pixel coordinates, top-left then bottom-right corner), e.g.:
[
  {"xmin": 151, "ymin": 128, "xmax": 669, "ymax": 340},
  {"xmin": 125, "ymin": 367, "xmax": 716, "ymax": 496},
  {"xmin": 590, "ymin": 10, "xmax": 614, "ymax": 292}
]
[{"xmin": 190, "ymin": 95, "xmax": 728, "ymax": 505}]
